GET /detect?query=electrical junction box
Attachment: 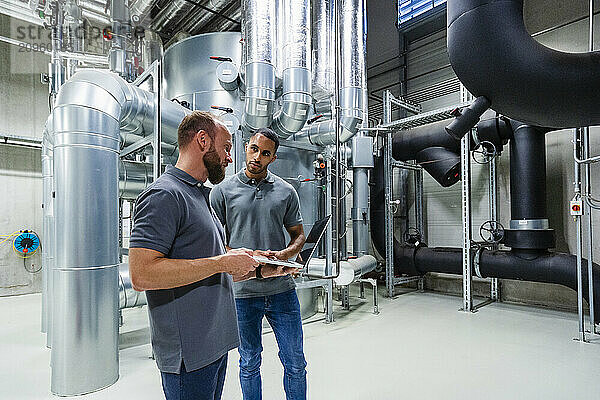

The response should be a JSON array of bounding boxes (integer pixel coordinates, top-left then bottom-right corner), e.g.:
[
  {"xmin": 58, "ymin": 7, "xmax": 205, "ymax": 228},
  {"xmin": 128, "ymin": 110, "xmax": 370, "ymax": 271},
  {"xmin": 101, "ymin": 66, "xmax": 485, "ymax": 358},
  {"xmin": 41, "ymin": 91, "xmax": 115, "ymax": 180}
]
[{"xmin": 570, "ymin": 199, "xmax": 583, "ymax": 216}]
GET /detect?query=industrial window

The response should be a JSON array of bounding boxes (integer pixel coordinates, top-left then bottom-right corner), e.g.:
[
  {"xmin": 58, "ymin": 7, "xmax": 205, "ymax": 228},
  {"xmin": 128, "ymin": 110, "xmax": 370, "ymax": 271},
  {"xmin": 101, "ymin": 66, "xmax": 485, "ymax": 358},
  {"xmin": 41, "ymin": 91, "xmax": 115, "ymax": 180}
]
[{"xmin": 398, "ymin": 0, "xmax": 447, "ymax": 26}]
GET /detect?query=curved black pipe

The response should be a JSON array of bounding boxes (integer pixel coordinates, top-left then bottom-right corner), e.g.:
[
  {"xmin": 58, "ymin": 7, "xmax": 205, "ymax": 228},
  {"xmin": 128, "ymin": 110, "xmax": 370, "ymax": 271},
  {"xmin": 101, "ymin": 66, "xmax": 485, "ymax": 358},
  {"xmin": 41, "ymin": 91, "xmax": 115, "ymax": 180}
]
[
  {"xmin": 447, "ymin": 0, "xmax": 600, "ymax": 128},
  {"xmin": 415, "ymin": 147, "xmax": 461, "ymax": 188},
  {"xmin": 392, "ymin": 120, "xmax": 459, "ymax": 161},
  {"xmin": 394, "ymin": 245, "xmax": 600, "ymax": 324},
  {"xmin": 370, "ymin": 156, "xmax": 600, "ymax": 323}
]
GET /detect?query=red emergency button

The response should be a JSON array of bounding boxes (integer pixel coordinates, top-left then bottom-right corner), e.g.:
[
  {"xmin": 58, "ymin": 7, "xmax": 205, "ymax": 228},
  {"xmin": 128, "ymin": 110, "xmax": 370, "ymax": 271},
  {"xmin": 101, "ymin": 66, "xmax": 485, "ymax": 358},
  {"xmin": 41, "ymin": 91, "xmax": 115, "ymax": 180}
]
[{"xmin": 572, "ymin": 204, "xmax": 581, "ymax": 212}]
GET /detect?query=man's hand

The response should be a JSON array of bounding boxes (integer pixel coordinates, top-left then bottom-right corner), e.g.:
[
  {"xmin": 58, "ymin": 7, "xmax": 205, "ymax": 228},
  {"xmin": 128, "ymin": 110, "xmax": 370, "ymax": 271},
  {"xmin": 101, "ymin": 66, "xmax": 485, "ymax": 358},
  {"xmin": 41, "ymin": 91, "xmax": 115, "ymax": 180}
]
[
  {"xmin": 220, "ymin": 248, "xmax": 258, "ymax": 279},
  {"xmin": 261, "ymin": 264, "xmax": 299, "ymax": 278},
  {"xmin": 254, "ymin": 249, "xmax": 286, "ymax": 260}
]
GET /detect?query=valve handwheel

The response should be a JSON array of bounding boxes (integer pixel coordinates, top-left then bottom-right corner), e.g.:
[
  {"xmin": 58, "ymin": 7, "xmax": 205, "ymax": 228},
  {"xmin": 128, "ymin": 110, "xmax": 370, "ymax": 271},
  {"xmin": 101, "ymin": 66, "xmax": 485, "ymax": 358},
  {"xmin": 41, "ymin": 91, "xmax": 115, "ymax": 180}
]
[{"xmin": 479, "ymin": 220, "xmax": 504, "ymax": 244}]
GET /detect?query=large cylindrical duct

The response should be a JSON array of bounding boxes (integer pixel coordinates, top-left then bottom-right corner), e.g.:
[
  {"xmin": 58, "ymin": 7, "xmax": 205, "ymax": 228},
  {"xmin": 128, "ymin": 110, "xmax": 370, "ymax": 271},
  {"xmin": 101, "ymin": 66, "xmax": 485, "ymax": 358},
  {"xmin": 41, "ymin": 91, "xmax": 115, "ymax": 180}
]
[
  {"xmin": 242, "ymin": 0, "xmax": 276, "ymax": 131},
  {"xmin": 338, "ymin": 0, "xmax": 365, "ymax": 135},
  {"xmin": 48, "ymin": 69, "xmax": 189, "ymax": 396},
  {"xmin": 312, "ymin": 0, "xmax": 334, "ymax": 101},
  {"xmin": 447, "ymin": 0, "xmax": 600, "ymax": 128},
  {"xmin": 295, "ymin": 0, "xmax": 365, "ymax": 146},
  {"xmin": 503, "ymin": 121, "xmax": 555, "ymax": 250},
  {"xmin": 271, "ymin": 0, "xmax": 312, "ymax": 138}
]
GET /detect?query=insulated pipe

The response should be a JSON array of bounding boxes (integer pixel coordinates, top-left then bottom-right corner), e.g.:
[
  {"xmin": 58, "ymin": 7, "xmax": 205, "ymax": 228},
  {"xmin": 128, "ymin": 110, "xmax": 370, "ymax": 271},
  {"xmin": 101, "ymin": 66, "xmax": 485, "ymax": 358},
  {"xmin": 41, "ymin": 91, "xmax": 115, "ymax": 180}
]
[
  {"xmin": 312, "ymin": 0, "xmax": 334, "ymax": 101},
  {"xmin": 130, "ymin": 0, "xmax": 155, "ymax": 25},
  {"xmin": 271, "ymin": 0, "xmax": 312, "ymax": 138},
  {"xmin": 181, "ymin": 0, "xmax": 233, "ymax": 33},
  {"xmin": 304, "ymin": 255, "xmax": 377, "ymax": 286},
  {"xmin": 294, "ymin": 0, "xmax": 365, "ymax": 146},
  {"xmin": 119, "ymin": 263, "xmax": 146, "ymax": 308},
  {"xmin": 509, "ymin": 123, "xmax": 547, "ymax": 221},
  {"xmin": 392, "ymin": 120, "xmax": 460, "ymax": 161},
  {"xmin": 370, "ymin": 156, "xmax": 600, "ymax": 324},
  {"xmin": 119, "ymin": 160, "xmax": 154, "ymax": 200},
  {"xmin": 447, "ymin": 0, "xmax": 600, "ymax": 128},
  {"xmin": 151, "ymin": 0, "xmax": 195, "ymax": 32},
  {"xmin": 393, "ymin": 245, "xmax": 600, "ymax": 325},
  {"xmin": 242, "ymin": 0, "xmax": 276, "ymax": 131},
  {"xmin": 48, "ymin": 69, "xmax": 189, "ymax": 396}
]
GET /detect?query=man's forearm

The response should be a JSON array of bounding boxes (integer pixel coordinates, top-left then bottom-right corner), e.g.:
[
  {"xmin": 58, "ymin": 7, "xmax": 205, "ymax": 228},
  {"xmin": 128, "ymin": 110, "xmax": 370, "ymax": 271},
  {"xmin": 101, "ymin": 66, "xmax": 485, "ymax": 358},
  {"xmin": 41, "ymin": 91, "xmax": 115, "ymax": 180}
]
[
  {"xmin": 279, "ymin": 234, "xmax": 306, "ymax": 260},
  {"xmin": 130, "ymin": 249, "xmax": 225, "ymax": 291}
]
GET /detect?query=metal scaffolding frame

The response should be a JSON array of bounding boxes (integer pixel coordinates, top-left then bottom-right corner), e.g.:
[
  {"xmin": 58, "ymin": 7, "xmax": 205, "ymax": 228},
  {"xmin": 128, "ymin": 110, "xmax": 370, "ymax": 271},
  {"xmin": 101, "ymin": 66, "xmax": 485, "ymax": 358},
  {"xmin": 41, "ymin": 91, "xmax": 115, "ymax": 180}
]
[
  {"xmin": 382, "ymin": 90, "xmax": 425, "ymax": 298},
  {"xmin": 571, "ymin": 1, "xmax": 598, "ymax": 342}
]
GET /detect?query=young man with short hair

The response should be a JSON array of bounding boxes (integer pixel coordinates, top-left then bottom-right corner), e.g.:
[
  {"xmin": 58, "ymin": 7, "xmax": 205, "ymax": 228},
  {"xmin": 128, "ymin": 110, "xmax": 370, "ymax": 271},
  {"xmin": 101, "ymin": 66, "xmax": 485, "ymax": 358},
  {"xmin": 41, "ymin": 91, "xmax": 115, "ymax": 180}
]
[{"xmin": 210, "ymin": 127, "xmax": 308, "ymax": 400}]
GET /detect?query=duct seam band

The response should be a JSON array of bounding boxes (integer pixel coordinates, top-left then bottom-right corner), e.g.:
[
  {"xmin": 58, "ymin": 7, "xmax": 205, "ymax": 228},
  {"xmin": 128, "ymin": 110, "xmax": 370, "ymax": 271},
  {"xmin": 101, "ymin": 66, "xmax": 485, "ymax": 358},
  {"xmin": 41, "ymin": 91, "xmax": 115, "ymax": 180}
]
[
  {"xmin": 53, "ymin": 143, "xmax": 121, "ymax": 154},
  {"xmin": 57, "ymin": 264, "xmax": 119, "ymax": 271}
]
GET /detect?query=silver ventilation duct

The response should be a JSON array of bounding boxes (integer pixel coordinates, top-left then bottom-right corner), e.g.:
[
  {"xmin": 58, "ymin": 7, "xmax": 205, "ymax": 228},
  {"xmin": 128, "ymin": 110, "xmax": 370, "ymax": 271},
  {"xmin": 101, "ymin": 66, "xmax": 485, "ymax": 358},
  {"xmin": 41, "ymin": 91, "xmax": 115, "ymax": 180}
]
[
  {"xmin": 119, "ymin": 263, "xmax": 147, "ymax": 308},
  {"xmin": 271, "ymin": 0, "xmax": 312, "ymax": 137},
  {"xmin": 141, "ymin": 29, "xmax": 164, "ymax": 73},
  {"xmin": 312, "ymin": 0, "xmax": 334, "ymax": 102},
  {"xmin": 130, "ymin": 0, "xmax": 155, "ymax": 25},
  {"xmin": 119, "ymin": 159, "xmax": 154, "ymax": 200},
  {"xmin": 48, "ymin": 69, "xmax": 189, "ymax": 396},
  {"xmin": 152, "ymin": 0, "xmax": 195, "ymax": 32},
  {"xmin": 181, "ymin": 0, "xmax": 233, "ymax": 33},
  {"xmin": 296, "ymin": 0, "xmax": 365, "ymax": 146},
  {"xmin": 242, "ymin": 0, "xmax": 276, "ymax": 131}
]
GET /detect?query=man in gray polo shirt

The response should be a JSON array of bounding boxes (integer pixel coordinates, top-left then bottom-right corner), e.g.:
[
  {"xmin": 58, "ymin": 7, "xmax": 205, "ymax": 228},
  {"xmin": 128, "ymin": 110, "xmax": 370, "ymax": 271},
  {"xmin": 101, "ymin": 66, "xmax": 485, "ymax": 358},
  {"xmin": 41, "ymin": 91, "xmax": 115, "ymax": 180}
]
[
  {"xmin": 129, "ymin": 112, "xmax": 290, "ymax": 400},
  {"xmin": 210, "ymin": 127, "xmax": 308, "ymax": 400}
]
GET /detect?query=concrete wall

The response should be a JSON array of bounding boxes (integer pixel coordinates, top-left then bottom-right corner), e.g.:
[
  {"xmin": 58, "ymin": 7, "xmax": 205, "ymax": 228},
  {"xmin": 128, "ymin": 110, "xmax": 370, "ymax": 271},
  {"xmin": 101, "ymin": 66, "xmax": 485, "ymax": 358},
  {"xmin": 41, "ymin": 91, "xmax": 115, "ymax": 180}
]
[{"xmin": 0, "ymin": 14, "xmax": 49, "ymax": 296}]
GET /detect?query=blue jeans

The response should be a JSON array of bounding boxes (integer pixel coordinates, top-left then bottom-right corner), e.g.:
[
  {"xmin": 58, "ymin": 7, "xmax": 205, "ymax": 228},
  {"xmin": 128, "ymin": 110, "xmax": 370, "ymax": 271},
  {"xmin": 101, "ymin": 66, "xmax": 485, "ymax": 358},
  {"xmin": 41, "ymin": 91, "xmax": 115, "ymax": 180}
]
[
  {"xmin": 161, "ymin": 355, "xmax": 228, "ymax": 400},
  {"xmin": 235, "ymin": 289, "xmax": 307, "ymax": 400}
]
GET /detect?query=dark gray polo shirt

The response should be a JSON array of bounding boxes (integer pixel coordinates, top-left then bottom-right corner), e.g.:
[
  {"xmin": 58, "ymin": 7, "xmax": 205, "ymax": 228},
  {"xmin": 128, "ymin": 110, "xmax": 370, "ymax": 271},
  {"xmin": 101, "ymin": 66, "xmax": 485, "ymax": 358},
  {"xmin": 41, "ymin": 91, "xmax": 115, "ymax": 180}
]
[
  {"xmin": 210, "ymin": 169, "xmax": 303, "ymax": 298},
  {"xmin": 130, "ymin": 165, "xmax": 239, "ymax": 374}
]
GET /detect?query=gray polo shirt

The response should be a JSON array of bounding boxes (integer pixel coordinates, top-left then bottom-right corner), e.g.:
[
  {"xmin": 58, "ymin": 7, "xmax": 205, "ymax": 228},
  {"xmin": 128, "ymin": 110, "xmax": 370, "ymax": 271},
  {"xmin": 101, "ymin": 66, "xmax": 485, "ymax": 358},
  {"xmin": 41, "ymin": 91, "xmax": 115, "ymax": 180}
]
[
  {"xmin": 130, "ymin": 165, "xmax": 239, "ymax": 374},
  {"xmin": 210, "ymin": 169, "xmax": 303, "ymax": 298}
]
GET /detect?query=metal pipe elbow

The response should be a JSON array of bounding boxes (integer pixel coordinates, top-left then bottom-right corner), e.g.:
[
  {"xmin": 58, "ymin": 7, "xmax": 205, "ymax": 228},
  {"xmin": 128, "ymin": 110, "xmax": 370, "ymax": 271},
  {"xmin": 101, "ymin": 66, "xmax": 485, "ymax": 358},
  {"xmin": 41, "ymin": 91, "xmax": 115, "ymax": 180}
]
[{"xmin": 272, "ymin": 67, "xmax": 312, "ymax": 137}]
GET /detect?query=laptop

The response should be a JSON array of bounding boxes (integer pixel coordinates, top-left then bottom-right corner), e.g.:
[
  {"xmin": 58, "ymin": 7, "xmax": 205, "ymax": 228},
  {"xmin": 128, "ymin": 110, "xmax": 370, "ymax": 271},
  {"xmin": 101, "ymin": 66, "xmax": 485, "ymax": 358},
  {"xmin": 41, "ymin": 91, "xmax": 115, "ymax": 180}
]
[{"xmin": 253, "ymin": 215, "xmax": 331, "ymax": 270}]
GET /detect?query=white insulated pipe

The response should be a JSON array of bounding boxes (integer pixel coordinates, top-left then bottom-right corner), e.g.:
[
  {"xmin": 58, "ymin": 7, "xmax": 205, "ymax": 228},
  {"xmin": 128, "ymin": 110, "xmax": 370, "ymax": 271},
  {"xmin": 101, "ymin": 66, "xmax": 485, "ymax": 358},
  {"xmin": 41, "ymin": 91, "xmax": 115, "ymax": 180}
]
[{"xmin": 305, "ymin": 255, "xmax": 377, "ymax": 286}]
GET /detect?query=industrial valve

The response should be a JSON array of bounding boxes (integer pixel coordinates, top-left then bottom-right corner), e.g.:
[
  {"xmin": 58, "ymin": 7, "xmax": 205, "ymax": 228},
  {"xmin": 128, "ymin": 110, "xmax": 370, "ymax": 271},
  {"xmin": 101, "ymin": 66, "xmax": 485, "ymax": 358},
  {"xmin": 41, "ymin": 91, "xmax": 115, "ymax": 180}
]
[{"xmin": 479, "ymin": 220, "xmax": 505, "ymax": 244}]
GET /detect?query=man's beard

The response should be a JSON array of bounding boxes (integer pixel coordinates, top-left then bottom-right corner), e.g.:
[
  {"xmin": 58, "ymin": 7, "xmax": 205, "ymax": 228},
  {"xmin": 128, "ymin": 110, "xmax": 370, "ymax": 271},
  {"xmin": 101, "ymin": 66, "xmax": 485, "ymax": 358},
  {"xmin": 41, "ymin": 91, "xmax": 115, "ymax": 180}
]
[{"xmin": 204, "ymin": 145, "xmax": 226, "ymax": 184}]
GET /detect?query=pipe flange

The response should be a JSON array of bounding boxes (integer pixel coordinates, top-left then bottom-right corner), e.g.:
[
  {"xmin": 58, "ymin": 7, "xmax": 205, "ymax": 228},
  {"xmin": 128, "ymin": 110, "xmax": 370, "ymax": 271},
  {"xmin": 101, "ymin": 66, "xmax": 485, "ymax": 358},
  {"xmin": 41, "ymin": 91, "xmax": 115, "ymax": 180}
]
[{"xmin": 474, "ymin": 246, "xmax": 484, "ymax": 278}]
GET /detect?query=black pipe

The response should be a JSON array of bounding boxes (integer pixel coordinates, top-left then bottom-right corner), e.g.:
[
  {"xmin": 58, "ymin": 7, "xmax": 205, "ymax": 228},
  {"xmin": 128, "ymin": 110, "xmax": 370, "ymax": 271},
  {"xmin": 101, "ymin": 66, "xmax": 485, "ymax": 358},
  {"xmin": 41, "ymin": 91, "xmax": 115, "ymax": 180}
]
[
  {"xmin": 509, "ymin": 123, "xmax": 547, "ymax": 220},
  {"xmin": 392, "ymin": 120, "xmax": 459, "ymax": 161},
  {"xmin": 393, "ymin": 245, "xmax": 600, "ymax": 324},
  {"xmin": 370, "ymin": 156, "xmax": 600, "ymax": 323},
  {"xmin": 447, "ymin": 0, "xmax": 600, "ymax": 128},
  {"xmin": 415, "ymin": 147, "xmax": 461, "ymax": 188},
  {"xmin": 445, "ymin": 96, "xmax": 490, "ymax": 139}
]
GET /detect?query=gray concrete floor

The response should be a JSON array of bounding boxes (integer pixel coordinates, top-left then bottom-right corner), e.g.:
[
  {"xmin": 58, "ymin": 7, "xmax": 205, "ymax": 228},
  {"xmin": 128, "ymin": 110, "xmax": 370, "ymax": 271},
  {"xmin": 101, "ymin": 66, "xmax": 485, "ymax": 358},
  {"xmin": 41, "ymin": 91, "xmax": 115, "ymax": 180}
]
[{"xmin": 2, "ymin": 286, "xmax": 600, "ymax": 400}]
